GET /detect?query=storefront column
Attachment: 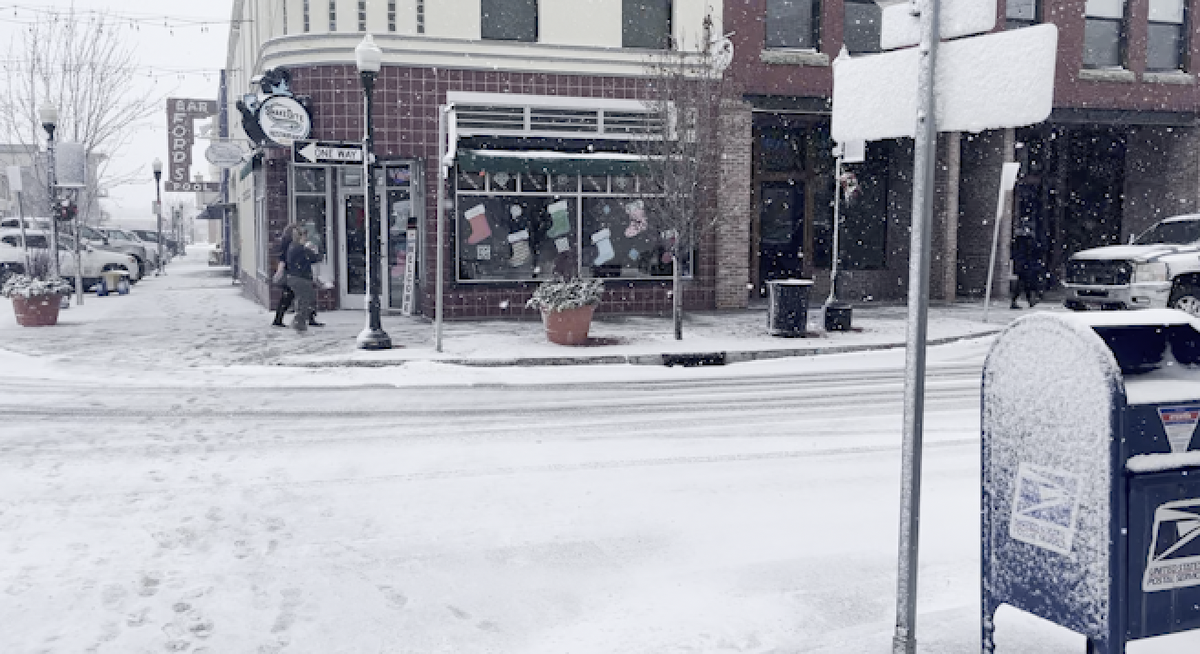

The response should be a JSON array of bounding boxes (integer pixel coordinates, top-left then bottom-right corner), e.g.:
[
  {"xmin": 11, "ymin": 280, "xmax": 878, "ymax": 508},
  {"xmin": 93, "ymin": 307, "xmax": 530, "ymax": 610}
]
[{"xmin": 716, "ymin": 99, "xmax": 753, "ymax": 309}]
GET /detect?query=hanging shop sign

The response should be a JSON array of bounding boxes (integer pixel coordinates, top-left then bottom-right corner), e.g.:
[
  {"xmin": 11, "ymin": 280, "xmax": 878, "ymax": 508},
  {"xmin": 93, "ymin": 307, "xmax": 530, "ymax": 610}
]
[
  {"xmin": 236, "ymin": 68, "xmax": 314, "ymax": 150},
  {"xmin": 205, "ymin": 141, "xmax": 247, "ymax": 168},
  {"xmin": 257, "ymin": 96, "xmax": 311, "ymax": 148},
  {"xmin": 166, "ymin": 97, "xmax": 221, "ymax": 193}
]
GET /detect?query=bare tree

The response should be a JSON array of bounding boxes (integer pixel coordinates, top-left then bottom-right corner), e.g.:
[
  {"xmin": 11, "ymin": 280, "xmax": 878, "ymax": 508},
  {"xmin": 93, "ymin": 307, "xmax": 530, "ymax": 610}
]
[
  {"xmin": 0, "ymin": 7, "xmax": 160, "ymax": 224},
  {"xmin": 634, "ymin": 19, "xmax": 735, "ymax": 340}
]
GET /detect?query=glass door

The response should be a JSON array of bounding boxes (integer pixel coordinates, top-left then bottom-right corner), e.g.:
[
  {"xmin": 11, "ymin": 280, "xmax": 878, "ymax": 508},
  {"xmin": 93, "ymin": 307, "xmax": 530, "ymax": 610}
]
[{"xmin": 339, "ymin": 192, "xmax": 369, "ymax": 310}]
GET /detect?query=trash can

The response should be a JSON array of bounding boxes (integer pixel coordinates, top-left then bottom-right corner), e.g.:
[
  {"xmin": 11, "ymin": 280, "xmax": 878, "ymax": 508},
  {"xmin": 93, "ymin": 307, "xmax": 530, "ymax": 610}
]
[
  {"xmin": 981, "ymin": 309, "xmax": 1200, "ymax": 654},
  {"xmin": 766, "ymin": 279, "xmax": 813, "ymax": 337},
  {"xmin": 824, "ymin": 301, "xmax": 853, "ymax": 332}
]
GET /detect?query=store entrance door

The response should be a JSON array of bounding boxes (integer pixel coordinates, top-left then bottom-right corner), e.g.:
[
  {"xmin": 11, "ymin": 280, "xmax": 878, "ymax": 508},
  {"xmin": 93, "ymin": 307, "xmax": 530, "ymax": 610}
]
[
  {"xmin": 758, "ymin": 180, "xmax": 805, "ymax": 295},
  {"xmin": 338, "ymin": 191, "xmax": 375, "ymax": 310}
]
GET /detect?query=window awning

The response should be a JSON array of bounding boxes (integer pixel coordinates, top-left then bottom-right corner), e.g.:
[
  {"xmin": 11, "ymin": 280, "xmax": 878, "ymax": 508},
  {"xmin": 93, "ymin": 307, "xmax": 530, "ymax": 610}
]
[{"xmin": 456, "ymin": 149, "xmax": 650, "ymax": 176}]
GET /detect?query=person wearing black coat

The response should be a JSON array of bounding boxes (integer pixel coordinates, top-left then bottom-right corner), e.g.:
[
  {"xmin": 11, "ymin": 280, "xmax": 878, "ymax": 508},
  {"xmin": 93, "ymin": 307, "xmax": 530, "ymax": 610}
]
[
  {"xmin": 1010, "ymin": 227, "xmax": 1043, "ymax": 309},
  {"xmin": 272, "ymin": 225, "xmax": 323, "ymax": 327},
  {"xmin": 285, "ymin": 228, "xmax": 324, "ymax": 332}
]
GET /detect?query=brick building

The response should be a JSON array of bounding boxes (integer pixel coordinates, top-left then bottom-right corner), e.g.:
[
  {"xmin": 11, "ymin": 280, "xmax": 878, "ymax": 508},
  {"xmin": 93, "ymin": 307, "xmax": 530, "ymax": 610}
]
[
  {"xmin": 724, "ymin": 0, "xmax": 1200, "ymax": 303},
  {"xmin": 223, "ymin": 0, "xmax": 1200, "ymax": 319},
  {"xmin": 223, "ymin": 0, "xmax": 734, "ymax": 318}
]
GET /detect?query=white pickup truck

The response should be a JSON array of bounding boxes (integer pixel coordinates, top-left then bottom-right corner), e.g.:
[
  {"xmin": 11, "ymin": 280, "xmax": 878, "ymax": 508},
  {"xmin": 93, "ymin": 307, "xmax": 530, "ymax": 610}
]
[{"xmin": 1062, "ymin": 213, "xmax": 1200, "ymax": 317}]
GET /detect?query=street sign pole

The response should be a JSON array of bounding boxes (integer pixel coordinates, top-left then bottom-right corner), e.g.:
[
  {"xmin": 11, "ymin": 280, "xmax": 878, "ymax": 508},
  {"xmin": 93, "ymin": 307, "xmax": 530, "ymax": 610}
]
[{"xmin": 894, "ymin": 0, "xmax": 940, "ymax": 652}]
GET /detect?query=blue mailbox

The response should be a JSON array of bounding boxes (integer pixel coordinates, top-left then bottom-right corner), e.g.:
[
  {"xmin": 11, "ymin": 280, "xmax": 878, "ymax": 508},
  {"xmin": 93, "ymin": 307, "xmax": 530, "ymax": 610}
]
[{"xmin": 982, "ymin": 310, "xmax": 1200, "ymax": 654}]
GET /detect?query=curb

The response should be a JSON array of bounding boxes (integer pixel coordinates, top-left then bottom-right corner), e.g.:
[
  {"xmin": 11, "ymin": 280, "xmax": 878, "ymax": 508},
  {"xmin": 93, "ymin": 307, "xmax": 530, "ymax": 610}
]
[{"xmin": 280, "ymin": 329, "xmax": 1001, "ymax": 369}]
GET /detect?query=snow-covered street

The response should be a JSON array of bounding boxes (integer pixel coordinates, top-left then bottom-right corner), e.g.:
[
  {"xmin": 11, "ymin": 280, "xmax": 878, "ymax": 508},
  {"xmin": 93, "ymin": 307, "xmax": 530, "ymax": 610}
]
[{"xmin": 1, "ymin": 255, "xmax": 1195, "ymax": 653}]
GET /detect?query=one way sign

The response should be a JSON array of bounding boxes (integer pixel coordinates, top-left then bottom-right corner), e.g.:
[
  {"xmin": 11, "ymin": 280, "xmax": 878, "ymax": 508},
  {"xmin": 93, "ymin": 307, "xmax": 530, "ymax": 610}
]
[{"xmin": 292, "ymin": 140, "xmax": 364, "ymax": 165}]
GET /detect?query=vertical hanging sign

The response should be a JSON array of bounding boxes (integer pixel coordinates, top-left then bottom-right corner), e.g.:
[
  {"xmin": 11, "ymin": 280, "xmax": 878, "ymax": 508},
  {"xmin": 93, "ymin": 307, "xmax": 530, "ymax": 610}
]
[{"xmin": 166, "ymin": 98, "xmax": 221, "ymax": 193}]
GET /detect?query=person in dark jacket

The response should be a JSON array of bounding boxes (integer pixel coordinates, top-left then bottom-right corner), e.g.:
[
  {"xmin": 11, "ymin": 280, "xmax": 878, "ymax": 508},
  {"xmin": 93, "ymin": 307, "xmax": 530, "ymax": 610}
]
[
  {"xmin": 1010, "ymin": 226, "xmax": 1043, "ymax": 309},
  {"xmin": 285, "ymin": 227, "xmax": 323, "ymax": 332},
  {"xmin": 272, "ymin": 225, "xmax": 323, "ymax": 327}
]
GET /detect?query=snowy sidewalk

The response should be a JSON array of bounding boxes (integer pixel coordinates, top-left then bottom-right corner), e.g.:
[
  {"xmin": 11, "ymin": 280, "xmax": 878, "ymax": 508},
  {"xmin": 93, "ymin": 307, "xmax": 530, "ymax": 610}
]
[{"xmin": 0, "ymin": 245, "xmax": 1050, "ymax": 370}]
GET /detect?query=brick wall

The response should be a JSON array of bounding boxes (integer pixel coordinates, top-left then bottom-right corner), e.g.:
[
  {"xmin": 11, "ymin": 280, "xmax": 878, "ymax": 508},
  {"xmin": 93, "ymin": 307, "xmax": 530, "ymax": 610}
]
[{"xmin": 715, "ymin": 100, "xmax": 753, "ymax": 309}]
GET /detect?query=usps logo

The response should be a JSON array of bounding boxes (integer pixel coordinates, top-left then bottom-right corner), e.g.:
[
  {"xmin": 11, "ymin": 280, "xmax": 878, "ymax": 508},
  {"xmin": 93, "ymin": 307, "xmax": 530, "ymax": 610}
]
[
  {"xmin": 1158, "ymin": 406, "xmax": 1200, "ymax": 454},
  {"xmin": 1008, "ymin": 463, "xmax": 1082, "ymax": 556},
  {"xmin": 1143, "ymin": 499, "xmax": 1200, "ymax": 592}
]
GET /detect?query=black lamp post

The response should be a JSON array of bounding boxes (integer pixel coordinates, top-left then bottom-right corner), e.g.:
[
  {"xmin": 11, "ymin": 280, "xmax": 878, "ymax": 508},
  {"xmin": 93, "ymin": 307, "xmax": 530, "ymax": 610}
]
[
  {"xmin": 152, "ymin": 158, "xmax": 164, "ymax": 275},
  {"xmin": 355, "ymin": 34, "xmax": 391, "ymax": 350},
  {"xmin": 39, "ymin": 103, "xmax": 59, "ymax": 277}
]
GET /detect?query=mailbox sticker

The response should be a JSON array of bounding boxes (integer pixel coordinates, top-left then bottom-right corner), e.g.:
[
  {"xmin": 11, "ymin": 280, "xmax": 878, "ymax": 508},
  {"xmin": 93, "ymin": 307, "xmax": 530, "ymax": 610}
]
[
  {"xmin": 1143, "ymin": 499, "xmax": 1200, "ymax": 592},
  {"xmin": 1157, "ymin": 406, "xmax": 1200, "ymax": 454},
  {"xmin": 1009, "ymin": 463, "xmax": 1081, "ymax": 556}
]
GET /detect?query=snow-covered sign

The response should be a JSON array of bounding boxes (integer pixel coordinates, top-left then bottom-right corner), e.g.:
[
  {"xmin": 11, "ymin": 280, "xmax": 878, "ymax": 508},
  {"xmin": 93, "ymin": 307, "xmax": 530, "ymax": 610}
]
[
  {"xmin": 55, "ymin": 143, "xmax": 87, "ymax": 189},
  {"xmin": 831, "ymin": 24, "xmax": 1058, "ymax": 142},
  {"xmin": 879, "ymin": 0, "xmax": 998, "ymax": 50}
]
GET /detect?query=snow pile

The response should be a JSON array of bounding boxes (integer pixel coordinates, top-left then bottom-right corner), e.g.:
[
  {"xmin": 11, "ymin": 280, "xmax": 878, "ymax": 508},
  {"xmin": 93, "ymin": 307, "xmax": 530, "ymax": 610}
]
[
  {"xmin": 982, "ymin": 313, "xmax": 1123, "ymax": 639},
  {"xmin": 1, "ymin": 274, "xmax": 73, "ymax": 299}
]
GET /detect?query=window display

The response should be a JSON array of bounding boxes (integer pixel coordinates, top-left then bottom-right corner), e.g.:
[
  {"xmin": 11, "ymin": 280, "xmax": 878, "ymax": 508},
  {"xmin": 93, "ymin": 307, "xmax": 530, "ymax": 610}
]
[{"xmin": 455, "ymin": 170, "xmax": 689, "ymax": 282}]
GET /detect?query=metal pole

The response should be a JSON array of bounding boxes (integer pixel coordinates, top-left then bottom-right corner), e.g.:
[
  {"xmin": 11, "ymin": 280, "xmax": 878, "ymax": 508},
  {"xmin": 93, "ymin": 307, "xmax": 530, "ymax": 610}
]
[
  {"xmin": 893, "ymin": 0, "xmax": 940, "ymax": 652},
  {"xmin": 356, "ymin": 68, "xmax": 392, "ymax": 350},
  {"xmin": 435, "ymin": 106, "xmax": 447, "ymax": 353},
  {"xmin": 155, "ymin": 181, "xmax": 163, "ymax": 275},
  {"xmin": 45, "ymin": 126, "xmax": 59, "ymax": 278},
  {"xmin": 982, "ymin": 183, "xmax": 1009, "ymax": 323},
  {"xmin": 73, "ymin": 199, "xmax": 83, "ymax": 304},
  {"xmin": 15, "ymin": 191, "xmax": 30, "ymax": 272},
  {"xmin": 825, "ymin": 154, "xmax": 843, "ymax": 307}
]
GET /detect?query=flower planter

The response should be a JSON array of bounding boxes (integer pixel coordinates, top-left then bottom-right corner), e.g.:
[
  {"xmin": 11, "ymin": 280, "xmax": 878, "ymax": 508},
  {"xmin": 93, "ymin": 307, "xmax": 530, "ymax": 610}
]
[
  {"xmin": 11, "ymin": 294, "xmax": 62, "ymax": 327},
  {"xmin": 541, "ymin": 305, "xmax": 596, "ymax": 346}
]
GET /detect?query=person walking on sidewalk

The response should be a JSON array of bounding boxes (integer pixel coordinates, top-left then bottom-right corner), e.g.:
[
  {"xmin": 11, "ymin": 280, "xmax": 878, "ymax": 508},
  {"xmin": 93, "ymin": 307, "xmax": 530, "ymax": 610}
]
[
  {"xmin": 1010, "ymin": 226, "xmax": 1043, "ymax": 309},
  {"xmin": 285, "ymin": 226, "xmax": 323, "ymax": 332},
  {"xmin": 272, "ymin": 225, "xmax": 323, "ymax": 327}
]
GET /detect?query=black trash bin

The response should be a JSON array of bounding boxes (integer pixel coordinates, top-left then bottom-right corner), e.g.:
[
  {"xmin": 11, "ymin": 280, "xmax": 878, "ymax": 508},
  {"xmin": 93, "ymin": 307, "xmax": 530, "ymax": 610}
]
[
  {"xmin": 824, "ymin": 301, "xmax": 853, "ymax": 331},
  {"xmin": 766, "ymin": 279, "xmax": 813, "ymax": 337}
]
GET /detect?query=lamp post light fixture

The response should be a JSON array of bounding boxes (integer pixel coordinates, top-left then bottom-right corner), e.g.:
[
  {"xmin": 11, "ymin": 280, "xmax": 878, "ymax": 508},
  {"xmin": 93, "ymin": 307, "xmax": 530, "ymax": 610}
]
[
  {"xmin": 354, "ymin": 34, "xmax": 391, "ymax": 350},
  {"xmin": 39, "ymin": 103, "xmax": 60, "ymax": 277},
  {"xmin": 152, "ymin": 157, "xmax": 164, "ymax": 275}
]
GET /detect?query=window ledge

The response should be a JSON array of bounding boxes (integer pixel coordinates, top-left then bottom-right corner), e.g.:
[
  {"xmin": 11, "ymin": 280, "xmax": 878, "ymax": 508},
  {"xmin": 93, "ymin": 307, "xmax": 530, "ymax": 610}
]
[
  {"xmin": 1143, "ymin": 71, "xmax": 1195, "ymax": 85},
  {"xmin": 760, "ymin": 49, "xmax": 830, "ymax": 67},
  {"xmin": 1078, "ymin": 68, "xmax": 1137, "ymax": 83}
]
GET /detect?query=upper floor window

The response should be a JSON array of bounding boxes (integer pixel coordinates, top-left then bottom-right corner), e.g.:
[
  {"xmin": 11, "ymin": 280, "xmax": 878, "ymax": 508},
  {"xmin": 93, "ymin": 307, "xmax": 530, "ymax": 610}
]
[
  {"xmin": 623, "ymin": 0, "xmax": 672, "ymax": 49},
  {"xmin": 843, "ymin": 0, "xmax": 880, "ymax": 54},
  {"xmin": 388, "ymin": 0, "xmax": 397, "ymax": 32},
  {"xmin": 303, "ymin": 0, "xmax": 310, "ymax": 33},
  {"xmin": 1148, "ymin": 0, "xmax": 1187, "ymax": 71},
  {"xmin": 358, "ymin": 0, "xmax": 367, "ymax": 31},
  {"xmin": 282, "ymin": 0, "xmax": 288, "ymax": 35},
  {"xmin": 1083, "ymin": 0, "xmax": 1126, "ymax": 69},
  {"xmin": 766, "ymin": 0, "xmax": 820, "ymax": 50},
  {"xmin": 417, "ymin": 0, "xmax": 425, "ymax": 34},
  {"xmin": 481, "ymin": 0, "xmax": 538, "ymax": 42},
  {"xmin": 329, "ymin": 0, "xmax": 337, "ymax": 32},
  {"xmin": 1005, "ymin": 0, "xmax": 1040, "ymax": 29}
]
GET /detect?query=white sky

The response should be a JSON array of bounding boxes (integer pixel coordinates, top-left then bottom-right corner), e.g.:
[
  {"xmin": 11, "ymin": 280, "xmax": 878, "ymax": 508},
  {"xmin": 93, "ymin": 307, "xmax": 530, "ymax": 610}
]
[{"xmin": 0, "ymin": 0, "xmax": 233, "ymax": 226}]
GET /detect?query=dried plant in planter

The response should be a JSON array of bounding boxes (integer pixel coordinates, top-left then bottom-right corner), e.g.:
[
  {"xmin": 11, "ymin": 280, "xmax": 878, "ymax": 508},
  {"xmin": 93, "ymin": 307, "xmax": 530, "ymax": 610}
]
[
  {"xmin": 1, "ymin": 248, "xmax": 72, "ymax": 299},
  {"xmin": 525, "ymin": 276, "xmax": 605, "ymax": 313}
]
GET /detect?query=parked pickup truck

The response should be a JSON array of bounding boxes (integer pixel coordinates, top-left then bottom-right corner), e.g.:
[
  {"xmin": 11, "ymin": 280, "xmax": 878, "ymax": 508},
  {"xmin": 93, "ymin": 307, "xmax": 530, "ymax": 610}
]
[{"xmin": 1063, "ymin": 213, "xmax": 1200, "ymax": 317}]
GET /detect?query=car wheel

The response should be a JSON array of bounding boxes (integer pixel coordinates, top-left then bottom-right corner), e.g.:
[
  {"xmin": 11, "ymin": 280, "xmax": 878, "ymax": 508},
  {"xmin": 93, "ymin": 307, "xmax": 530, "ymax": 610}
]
[{"xmin": 1169, "ymin": 284, "xmax": 1200, "ymax": 318}]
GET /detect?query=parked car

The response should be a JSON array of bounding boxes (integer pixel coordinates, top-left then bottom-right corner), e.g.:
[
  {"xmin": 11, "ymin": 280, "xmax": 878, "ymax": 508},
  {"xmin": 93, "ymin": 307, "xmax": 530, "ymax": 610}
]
[
  {"xmin": 1062, "ymin": 213, "xmax": 1200, "ymax": 316},
  {"xmin": 0, "ymin": 228, "xmax": 141, "ymax": 288},
  {"xmin": 131, "ymin": 229, "xmax": 181, "ymax": 257},
  {"xmin": 92, "ymin": 227, "xmax": 151, "ymax": 277},
  {"xmin": 0, "ymin": 240, "xmax": 26, "ymax": 281},
  {"xmin": 106, "ymin": 228, "xmax": 165, "ymax": 271}
]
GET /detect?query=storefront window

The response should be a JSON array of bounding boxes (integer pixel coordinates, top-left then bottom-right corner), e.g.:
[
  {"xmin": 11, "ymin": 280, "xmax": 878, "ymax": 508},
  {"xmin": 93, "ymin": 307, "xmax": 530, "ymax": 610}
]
[
  {"xmin": 455, "ymin": 170, "xmax": 686, "ymax": 282},
  {"xmin": 293, "ymin": 166, "xmax": 330, "ymax": 264},
  {"xmin": 384, "ymin": 164, "xmax": 415, "ymax": 309}
]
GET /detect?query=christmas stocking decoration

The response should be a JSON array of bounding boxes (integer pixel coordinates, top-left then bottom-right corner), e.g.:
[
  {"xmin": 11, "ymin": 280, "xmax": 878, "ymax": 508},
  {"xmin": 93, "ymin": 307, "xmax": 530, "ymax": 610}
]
[
  {"xmin": 464, "ymin": 204, "xmax": 492, "ymax": 245},
  {"xmin": 547, "ymin": 200, "xmax": 571, "ymax": 238},
  {"xmin": 508, "ymin": 230, "xmax": 531, "ymax": 267},
  {"xmin": 624, "ymin": 200, "xmax": 648, "ymax": 238},
  {"xmin": 592, "ymin": 228, "xmax": 614, "ymax": 266}
]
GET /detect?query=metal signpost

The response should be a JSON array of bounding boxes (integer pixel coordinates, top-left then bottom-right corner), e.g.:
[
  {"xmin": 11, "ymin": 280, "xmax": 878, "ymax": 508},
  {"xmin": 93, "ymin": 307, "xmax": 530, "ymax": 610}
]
[{"xmin": 830, "ymin": 3, "xmax": 1057, "ymax": 652}]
